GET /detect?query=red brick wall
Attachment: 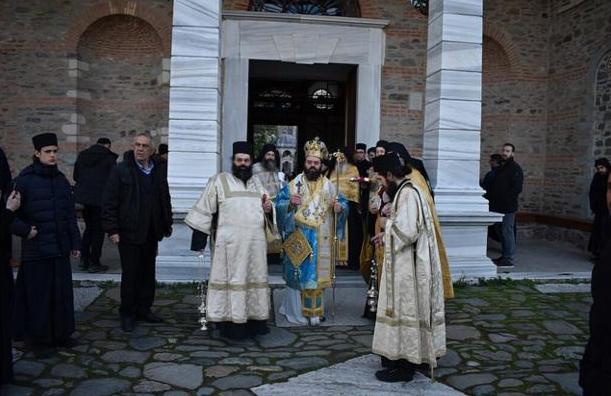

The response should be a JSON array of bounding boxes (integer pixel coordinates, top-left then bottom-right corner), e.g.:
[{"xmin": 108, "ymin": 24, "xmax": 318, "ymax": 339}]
[{"xmin": 0, "ymin": 0, "xmax": 172, "ymax": 180}]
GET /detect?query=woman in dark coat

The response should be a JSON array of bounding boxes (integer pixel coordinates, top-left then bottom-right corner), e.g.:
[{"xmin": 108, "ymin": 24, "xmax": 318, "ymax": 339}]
[{"xmin": 11, "ymin": 133, "xmax": 80, "ymax": 356}]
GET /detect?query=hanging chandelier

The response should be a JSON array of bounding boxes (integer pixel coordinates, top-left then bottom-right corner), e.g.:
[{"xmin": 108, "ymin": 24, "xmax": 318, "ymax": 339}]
[{"xmin": 410, "ymin": 0, "xmax": 428, "ymax": 15}]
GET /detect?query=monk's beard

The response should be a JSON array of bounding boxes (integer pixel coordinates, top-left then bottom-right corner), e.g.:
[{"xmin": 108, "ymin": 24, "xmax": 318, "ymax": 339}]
[
  {"xmin": 232, "ymin": 164, "xmax": 252, "ymax": 183},
  {"xmin": 263, "ymin": 158, "xmax": 277, "ymax": 172},
  {"xmin": 337, "ymin": 163, "xmax": 347, "ymax": 174},
  {"xmin": 305, "ymin": 166, "xmax": 321, "ymax": 181}
]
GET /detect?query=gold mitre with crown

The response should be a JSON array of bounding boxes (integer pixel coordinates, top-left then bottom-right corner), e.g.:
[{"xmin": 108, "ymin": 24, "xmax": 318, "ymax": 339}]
[{"xmin": 304, "ymin": 137, "xmax": 328, "ymax": 159}]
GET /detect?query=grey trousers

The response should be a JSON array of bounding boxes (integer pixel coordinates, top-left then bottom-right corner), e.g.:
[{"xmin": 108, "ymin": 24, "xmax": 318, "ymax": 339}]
[{"xmin": 494, "ymin": 212, "xmax": 516, "ymax": 262}]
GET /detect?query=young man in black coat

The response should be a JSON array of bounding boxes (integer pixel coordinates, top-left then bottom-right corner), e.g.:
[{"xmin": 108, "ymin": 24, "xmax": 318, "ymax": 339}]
[
  {"xmin": 11, "ymin": 133, "xmax": 81, "ymax": 357},
  {"xmin": 73, "ymin": 137, "xmax": 118, "ymax": 273},
  {"xmin": 102, "ymin": 131, "xmax": 172, "ymax": 332},
  {"xmin": 487, "ymin": 143, "xmax": 524, "ymax": 269}
]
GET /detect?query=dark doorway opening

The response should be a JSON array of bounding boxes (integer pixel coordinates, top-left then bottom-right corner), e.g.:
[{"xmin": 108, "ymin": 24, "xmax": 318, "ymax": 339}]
[{"xmin": 248, "ymin": 60, "xmax": 357, "ymax": 177}]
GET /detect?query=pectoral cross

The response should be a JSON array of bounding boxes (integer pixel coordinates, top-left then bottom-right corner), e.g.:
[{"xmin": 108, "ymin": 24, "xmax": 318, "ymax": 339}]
[{"xmin": 296, "ymin": 180, "xmax": 303, "ymax": 196}]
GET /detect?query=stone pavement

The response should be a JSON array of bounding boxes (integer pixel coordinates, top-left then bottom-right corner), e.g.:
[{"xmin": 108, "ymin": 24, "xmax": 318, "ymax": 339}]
[
  {"xmin": 1, "ymin": 279, "xmax": 590, "ymax": 395},
  {"xmin": 253, "ymin": 354, "xmax": 466, "ymax": 395}
]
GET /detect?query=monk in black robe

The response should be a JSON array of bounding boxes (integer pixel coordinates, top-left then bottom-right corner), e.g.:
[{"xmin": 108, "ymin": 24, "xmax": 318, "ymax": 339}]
[
  {"xmin": 11, "ymin": 134, "xmax": 80, "ymax": 357},
  {"xmin": 588, "ymin": 158, "xmax": 610, "ymax": 258},
  {"xmin": 1, "ymin": 147, "xmax": 16, "ymax": 385},
  {"xmin": 580, "ymin": 172, "xmax": 611, "ymax": 396}
]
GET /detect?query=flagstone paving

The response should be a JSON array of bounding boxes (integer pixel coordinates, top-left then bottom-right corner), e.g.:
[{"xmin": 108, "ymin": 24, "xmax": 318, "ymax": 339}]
[{"xmin": 1, "ymin": 279, "xmax": 590, "ymax": 395}]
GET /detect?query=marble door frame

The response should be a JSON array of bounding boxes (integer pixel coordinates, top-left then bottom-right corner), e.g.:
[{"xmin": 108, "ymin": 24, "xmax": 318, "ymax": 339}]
[{"xmin": 220, "ymin": 11, "xmax": 389, "ymax": 171}]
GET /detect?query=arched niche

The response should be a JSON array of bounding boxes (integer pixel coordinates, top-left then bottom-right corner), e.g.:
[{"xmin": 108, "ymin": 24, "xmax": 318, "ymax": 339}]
[{"xmin": 76, "ymin": 15, "xmax": 169, "ymax": 155}]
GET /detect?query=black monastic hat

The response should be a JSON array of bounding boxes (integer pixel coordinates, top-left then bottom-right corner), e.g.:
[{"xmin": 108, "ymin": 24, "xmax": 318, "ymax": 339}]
[
  {"xmin": 356, "ymin": 143, "xmax": 367, "ymax": 151},
  {"xmin": 233, "ymin": 141, "xmax": 252, "ymax": 157},
  {"xmin": 375, "ymin": 140, "xmax": 390, "ymax": 152},
  {"xmin": 32, "ymin": 133, "xmax": 58, "ymax": 150},
  {"xmin": 373, "ymin": 153, "xmax": 402, "ymax": 175},
  {"xmin": 595, "ymin": 157, "xmax": 610, "ymax": 168},
  {"xmin": 259, "ymin": 143, "xmax": 277, "ymax": 157}
]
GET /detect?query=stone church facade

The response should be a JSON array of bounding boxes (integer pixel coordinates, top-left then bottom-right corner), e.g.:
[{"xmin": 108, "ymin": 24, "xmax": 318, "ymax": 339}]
[{"xmin": 1, "ymin": 0, "xmax": 610, "ymax": 278}]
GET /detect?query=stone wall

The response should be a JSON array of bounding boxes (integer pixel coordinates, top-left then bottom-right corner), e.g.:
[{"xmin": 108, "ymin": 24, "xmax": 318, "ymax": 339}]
[
  {"xmin": 480, "ymin": 0, "xmax": 551, "ymax": 215},
  {"xmin": 0, "ymin": 0, "xmax": 172, "ymax": 180},
  {"xmin": 546, "ymin": 0, "xmax": 611, "ymax": 219}
]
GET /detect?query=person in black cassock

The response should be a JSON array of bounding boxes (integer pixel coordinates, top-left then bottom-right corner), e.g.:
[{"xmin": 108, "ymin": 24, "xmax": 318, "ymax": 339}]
[
  {"xmin": 1, "ymin": 146, "xmax": 17, "ymax": 385},
  {"xmin": 11, "ymin": 133, "xmax": 81, "ymax": 357},
  {"xmin": 388, "ymin": 142, "xmax": 432, "ymax": 190},
  {"xmin": 73, "ymin": 137, "xmax": 118, "ymax": 273},
  {"xmin": 580, "ymin": 171, "xmax": 611, "ymax": 396},
  {"xmin": 587, "ymin": 158, "xmax": 610, "ymax": 259},
  {"xmin": 102, "ymin": 131, "xmax": 173, "ymax": 333}
]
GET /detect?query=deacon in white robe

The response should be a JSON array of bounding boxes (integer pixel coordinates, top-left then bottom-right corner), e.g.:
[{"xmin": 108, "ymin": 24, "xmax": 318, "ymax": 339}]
[
  {"xmin": 370, "ymin": 153, "xmax": 446, "ymax": 383},
  {"xmin": 186, "ymin": 141, "xmax": 272, "ymax": 339}
]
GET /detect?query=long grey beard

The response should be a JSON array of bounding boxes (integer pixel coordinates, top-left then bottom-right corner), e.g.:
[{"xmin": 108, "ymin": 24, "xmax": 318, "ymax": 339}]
[{"xmin": 263, "ymin": 159, "xmax": 277, "ymax": 172}]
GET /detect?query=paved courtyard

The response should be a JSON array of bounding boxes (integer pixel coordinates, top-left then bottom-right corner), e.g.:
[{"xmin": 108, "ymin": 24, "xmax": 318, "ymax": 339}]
[{"xmin": 1, "ymin": 279, "xmax": 589, "ymax": 396}]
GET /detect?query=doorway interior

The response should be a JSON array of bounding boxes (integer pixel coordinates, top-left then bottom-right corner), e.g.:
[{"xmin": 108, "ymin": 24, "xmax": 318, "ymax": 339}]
[{"xmin": 248, "ymin": 60, "xmax": 357, "ymax": 176}]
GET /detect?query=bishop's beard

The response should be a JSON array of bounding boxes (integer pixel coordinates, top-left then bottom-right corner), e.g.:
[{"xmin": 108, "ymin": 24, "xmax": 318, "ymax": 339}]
[
  {"xmin": 263, "ymin": 158, "xmax": 277, "ymax": 172},
  {"xmin": 305, "ymin": 166, "xmax": 321, "ymax": 181},
  {"xmin": 232, "ymin": 164, "xmax": 253, "ymax": 183}
]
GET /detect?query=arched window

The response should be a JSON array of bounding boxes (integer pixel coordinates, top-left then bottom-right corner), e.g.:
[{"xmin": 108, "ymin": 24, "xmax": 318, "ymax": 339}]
[{"xmin": 248, "ymin": 0, "xmax": 360, "ymax": 17}]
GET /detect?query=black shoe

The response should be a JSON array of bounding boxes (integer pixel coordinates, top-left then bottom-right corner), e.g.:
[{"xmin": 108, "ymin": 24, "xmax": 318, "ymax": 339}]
[
  {"xmin": 31, "ymin": 346, "xmax": 56, "ymax": 359},
  {"xmin": 494, "ymin": 258, "xmax": 515, "ymax": 269},
  {"xmin": 56, "ymin": 337, "xmax": 79, "ymax": 348},
  {"xmin": 375, "ymin": 366, "xmax": 415, "ymax": 383},
  {"xmin": 381, "ymin": 356, "xmax": 397, "ymax": 368},
  {"xmin": 88, "ymin": 264, "xmax": 109, "ymax": 273},
  {"xmin": 79, "ymin": 258, "xmax": 89, "ymax": 271},
  {"xmin": 121, "ymin": 316, "xmax": 135, "ymax": 332},
  {"xmin": 138, "ymin": 311, "xmax": 164, "ymax": 323}
]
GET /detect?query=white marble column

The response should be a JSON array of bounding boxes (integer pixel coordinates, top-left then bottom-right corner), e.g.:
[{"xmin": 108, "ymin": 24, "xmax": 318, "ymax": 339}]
[
  {"xmin": 423, "ymin": 0, "xmax": 500, "ymax": 278},
  {"xmin": 156, "ymin": 0, "xmax": 222, "ymax": 279}
]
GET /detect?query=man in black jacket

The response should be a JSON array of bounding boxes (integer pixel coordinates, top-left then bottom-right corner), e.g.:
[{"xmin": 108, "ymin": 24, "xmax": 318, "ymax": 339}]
[
  {"xmin": 102, "ymin": 131, "xmax": 172, "ymax": 332},
  {"xmin": 73, "ymin": 137, "xmax": 117, "ymax": 273},
  {"xmin": 487, "ymin": 143, "xmax": 524, "ymax": 268},
  {"xmin": 11, "ymin": 133, "xmax": 81, "ymax": 357}
]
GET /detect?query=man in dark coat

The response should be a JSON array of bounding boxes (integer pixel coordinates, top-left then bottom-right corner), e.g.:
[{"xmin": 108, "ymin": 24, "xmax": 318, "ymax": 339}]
[
  {"xmin": 580, "ymin": 171, "xmax": 611, "ymax": 396},
  {"xmin": 102, "ymin": 131, "xmax": 173, "ymax": 332},
  {"xmin": 588, "ymin": 158, "xmax": 610, "ymax": 259},
  {"xmin": 11, "ymin": 133, "xmax": 81, "ymax": 357},
  {"xmin": 1, "ymin": 147, "xmax": 17, "ymax": 385},
  {"xmin": 487, "ymin": 143, "xmax": 524, "ymax": 269},
  {"xmin": 73, "ymin": 137, "xmax": 117, "ymax": 273}
]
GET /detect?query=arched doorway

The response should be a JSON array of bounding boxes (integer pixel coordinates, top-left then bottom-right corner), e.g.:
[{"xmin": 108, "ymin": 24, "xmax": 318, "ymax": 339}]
[
  {"xmin": 77, "ymin": 15, "xmax": 169, "ymax": 155},
  {"xmin": 593, "ymin": 51, "xmax": 611, "ymax": 159}
]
